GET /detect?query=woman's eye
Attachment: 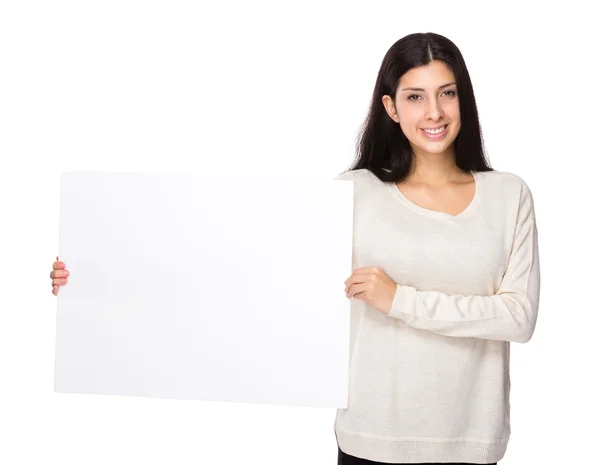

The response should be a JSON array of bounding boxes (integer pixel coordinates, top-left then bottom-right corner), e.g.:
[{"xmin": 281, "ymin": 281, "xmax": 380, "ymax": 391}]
[{"xmin": 408, "ymin": 90, "xmax": 456, "ymax": 101}]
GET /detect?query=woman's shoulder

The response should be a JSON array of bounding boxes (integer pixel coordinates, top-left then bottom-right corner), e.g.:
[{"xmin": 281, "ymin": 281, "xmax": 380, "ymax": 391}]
[
  {"xmin": 334, "ymin": 168, "xmax": 385, "ymax": 194},
  {"xmin": 334, "ymin": 168, "xmax": 372, "ymax": 181},
  {"xmin": 479, "ymin": 169, "xmax": 532, "ymax": 190},
  {"xmin": 478, "ymin": 169, "xmax": 535, "ymax": 209}
]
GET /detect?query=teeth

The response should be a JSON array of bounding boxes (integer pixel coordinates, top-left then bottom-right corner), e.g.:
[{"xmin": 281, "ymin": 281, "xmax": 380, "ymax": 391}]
[{"xmin": 424, "ymin": 125, "xmax": 446, "ymax": 135}]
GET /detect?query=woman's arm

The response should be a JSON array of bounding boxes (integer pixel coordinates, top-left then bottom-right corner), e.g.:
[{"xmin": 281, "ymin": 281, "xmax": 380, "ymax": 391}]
[{"xmin": 387, "ymin": 180, "xmax": 540, "ymax": 343}]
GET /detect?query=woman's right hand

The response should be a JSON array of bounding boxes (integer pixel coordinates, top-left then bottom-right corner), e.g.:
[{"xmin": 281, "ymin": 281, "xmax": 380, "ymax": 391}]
[{"xmin": 51, "ymin": 256, "xmax": 69, "ymax": 296}]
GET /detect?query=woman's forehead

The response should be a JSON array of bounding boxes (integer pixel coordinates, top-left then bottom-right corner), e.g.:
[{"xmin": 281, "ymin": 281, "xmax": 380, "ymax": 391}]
[{"xmin": 399, "ymin": 61, "xmax": 456, "ymax": 89}]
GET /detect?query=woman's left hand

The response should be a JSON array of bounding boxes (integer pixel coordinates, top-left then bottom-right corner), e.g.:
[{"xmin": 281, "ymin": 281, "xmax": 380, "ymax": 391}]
[{"xmin": 344, "ymin": 266, "xmax": 397, "ymax": 314}]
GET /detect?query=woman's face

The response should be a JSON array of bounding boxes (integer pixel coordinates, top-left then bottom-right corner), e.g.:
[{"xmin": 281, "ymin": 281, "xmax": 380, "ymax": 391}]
[{"xmin": 383, "ymin": 60, "xmax": 461, "ymax": 159}]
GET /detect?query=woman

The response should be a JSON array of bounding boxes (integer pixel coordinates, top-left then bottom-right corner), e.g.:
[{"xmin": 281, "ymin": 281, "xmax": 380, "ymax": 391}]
[
  {"xmin": 332, "ymin": 32, "xmax": 540, "ymax": 464},
  {"xmin": 50, "ymin": 32, "xmax": 540, "ymax": 465}
]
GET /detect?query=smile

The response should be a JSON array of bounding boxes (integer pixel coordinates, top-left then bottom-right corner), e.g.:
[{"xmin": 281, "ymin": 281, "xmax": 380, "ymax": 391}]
[{"xmin": 420, "ymin": 125, "xmax": 448, "ymax": 139}]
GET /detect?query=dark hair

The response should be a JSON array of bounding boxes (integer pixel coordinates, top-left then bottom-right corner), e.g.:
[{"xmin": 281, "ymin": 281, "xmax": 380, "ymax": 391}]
[{"xmin": 342, "ymin": 32, "xmax": 493, "ymax": 183}]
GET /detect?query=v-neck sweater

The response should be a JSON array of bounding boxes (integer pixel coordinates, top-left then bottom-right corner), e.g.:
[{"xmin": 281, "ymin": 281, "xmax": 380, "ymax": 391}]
[{"xmin": 333, "ymin": 168, "xmax": 540, "ymax": 464}]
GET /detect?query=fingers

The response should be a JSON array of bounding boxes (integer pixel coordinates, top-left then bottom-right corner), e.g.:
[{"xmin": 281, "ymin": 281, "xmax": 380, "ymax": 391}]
[
  {"xmin": 345, "ymin": 273, "xmax": 376, "ymax": 293},
  {"xmin": 51, "ymin": 256, "xmax": 68, "ymax": 296},
  {"xmin": 347, "ymin": 282, "xmax": 367, "ymax": 298},
  {"xmin": 50, "ymin": 269, "xmax": 69, "ymax": 279}
]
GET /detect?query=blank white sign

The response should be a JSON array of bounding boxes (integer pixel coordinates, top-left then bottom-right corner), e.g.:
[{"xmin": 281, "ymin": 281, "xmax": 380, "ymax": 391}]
[{"xmin": 54, "ymin": 171, "xmax": 353, "ymax": 408}]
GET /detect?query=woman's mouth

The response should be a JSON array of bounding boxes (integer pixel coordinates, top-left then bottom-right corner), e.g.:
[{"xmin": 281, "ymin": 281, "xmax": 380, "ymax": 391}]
[{"xmin": 420, "ymin": 124, "xmax": 448, "ymax": 140}]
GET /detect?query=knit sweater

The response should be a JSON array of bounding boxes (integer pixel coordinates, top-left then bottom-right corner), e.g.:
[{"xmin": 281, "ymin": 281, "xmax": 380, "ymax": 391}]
[{"xmin": 333, "ymin": 168, "xmax": 540, "ymax": 464}]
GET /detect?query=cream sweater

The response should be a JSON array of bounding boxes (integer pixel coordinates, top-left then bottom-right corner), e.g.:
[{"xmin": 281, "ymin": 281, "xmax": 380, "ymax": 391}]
[{"xmin": 333, "ymin": 168, "xmax": 540, "ymax": 464}]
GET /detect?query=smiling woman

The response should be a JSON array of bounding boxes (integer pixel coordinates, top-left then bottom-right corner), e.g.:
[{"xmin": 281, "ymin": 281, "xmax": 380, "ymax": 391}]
[
  {"xmin": 386, "ymin": 62, "xmax": 461, "ymax": 154},
  {"xmin": 335, "ymin": 32, "xmax": 539, "ymax": 465}
]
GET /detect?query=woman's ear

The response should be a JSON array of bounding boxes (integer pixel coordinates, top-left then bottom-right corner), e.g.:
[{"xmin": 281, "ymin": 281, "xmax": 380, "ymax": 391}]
[{"xmin": 382, "ymin": 95, "xmax": 399, "ymax": 123}]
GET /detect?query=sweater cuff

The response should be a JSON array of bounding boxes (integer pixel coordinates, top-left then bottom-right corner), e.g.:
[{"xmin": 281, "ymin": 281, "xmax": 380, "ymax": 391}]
[{"xmin": 387, "ymin": 284, "xmax": 415, "ymax": 319}]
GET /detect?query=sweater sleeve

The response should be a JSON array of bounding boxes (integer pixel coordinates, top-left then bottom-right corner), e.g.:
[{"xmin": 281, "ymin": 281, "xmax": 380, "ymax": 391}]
[{"xmin": 387, "ymin": 179, "xmax": 540, "ymax": 343}]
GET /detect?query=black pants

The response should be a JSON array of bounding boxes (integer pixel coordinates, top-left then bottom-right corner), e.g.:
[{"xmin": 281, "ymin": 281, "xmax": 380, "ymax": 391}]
[{"xmin": 338, "ymin": 446, "xmax": 497, "ymax": 465}]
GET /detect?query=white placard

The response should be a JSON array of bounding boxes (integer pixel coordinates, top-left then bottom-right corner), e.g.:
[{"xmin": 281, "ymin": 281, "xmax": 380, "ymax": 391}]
[{"xmin": 54, "ymin": 171, "xmax": 353, "ymax": 408}]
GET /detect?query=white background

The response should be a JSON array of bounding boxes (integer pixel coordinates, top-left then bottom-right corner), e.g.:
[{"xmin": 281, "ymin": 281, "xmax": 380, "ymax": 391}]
[{"xmin": 1, "ymin": 1, "xmax": 598, "ymax": 464}]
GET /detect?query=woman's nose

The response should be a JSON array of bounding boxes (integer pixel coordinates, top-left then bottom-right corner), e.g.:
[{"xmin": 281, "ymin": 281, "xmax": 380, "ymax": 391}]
[{"xmin": 425, "ymin": 99, "xmax": 444, "ymax": 120}]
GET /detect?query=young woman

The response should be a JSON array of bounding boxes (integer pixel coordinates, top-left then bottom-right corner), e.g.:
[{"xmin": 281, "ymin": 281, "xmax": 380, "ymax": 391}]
[
  {"xmin": 333, "ymin": 32, "xmax": 540, "ymax": 464},
  {"xmin": 50, "ymin": 32, "xmax": 540, "ymax": 465}
]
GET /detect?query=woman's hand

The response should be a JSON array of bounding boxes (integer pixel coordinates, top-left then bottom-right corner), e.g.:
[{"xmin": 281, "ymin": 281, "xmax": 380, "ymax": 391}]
[
  {"xmin": 344, "ymin": 266, "xmax": 397, "ymax": 314},
  {"xmin": 50, "ymin": 256, "xmax": 69, "ymax": 296}
]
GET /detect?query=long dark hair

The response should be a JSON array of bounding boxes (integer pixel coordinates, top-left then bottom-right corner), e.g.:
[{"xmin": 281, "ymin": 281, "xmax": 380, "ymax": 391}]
[{"xmin": 342, "ymin": 32, "xmax": 493, "ymax": 183}]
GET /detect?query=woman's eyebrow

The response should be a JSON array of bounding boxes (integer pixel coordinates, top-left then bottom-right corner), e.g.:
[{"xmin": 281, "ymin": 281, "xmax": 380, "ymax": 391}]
[{"xmin": 400, "ymin": 82, "xmax": 456, "ymax": 92}]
